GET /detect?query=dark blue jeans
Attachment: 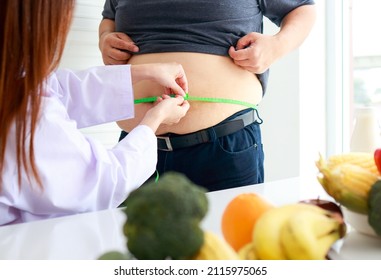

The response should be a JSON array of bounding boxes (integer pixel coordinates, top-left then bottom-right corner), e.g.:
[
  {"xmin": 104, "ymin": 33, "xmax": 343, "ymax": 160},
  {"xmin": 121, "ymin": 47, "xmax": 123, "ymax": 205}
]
[{"xmin": 119, "ymin": 109, "xmax": 264, "ymax": 192}]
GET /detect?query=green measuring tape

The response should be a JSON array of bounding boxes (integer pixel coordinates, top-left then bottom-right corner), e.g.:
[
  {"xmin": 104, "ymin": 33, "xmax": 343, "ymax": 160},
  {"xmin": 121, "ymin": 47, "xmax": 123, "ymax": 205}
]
[
  {"xmin": 134, "ymin": 93, "xmax": 258, "ymax": 110},
  {"xmin": 135, "ymin": 93, "xmax": 259, "ymax": 183}
]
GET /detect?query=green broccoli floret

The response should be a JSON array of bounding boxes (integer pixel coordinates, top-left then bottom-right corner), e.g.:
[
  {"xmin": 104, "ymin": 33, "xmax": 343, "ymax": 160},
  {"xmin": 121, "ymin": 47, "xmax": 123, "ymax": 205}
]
[{"xmin": 123, "ymin": 172, "xmax": 208, "ymax": 260}]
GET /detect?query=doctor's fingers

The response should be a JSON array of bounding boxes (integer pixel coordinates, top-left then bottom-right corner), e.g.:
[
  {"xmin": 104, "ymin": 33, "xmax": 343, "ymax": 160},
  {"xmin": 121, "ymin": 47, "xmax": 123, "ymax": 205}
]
[
  {"xmin": 176, "ymin": 75, "xmax": 188, "ymax": 94},
  {"xmin": 161, "ymin": 95, "xmax": 190, "ymax": 110},
  {"xmin": 168, "ymin": 99, "xmax": 190, "ymax": 121},
  {"xmin": 161, "ymin": 64, "xmax": 188, "ymax": 95},
  {"xmin": 163, "ymin": 78, "xmax": 188, "ymax": 96},
  {"xmin": 156, "ymin": 97, "xmax": 190, "ymax": 123}
]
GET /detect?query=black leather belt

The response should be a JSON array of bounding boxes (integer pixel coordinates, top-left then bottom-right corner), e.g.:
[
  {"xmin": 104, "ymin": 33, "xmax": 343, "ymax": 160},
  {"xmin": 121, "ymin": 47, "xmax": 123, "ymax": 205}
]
[{"xmin": 157, "ymin": 110, "xmax": 258, "ymax": 151}]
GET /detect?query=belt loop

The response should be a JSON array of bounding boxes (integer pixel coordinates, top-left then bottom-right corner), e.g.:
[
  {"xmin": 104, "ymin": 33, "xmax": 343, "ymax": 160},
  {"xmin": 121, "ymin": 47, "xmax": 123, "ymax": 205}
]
[
  {"xmin": 254, "ymin": 109, "xmax": 263, "ymax": 124},
  {"xmin": 207, "ymin": 126, "xmax": 218, "ymax": 141},
  {"xmin": 199, "ymin": 129, "xmax": 210, "ymax": 142}
]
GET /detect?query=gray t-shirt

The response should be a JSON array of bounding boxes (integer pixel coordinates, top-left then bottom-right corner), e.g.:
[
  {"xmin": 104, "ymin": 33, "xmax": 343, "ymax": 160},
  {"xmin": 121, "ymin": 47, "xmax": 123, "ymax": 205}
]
[{"xmin": 102, "ymin": 0, "xmax": 315, "ymax": 95}]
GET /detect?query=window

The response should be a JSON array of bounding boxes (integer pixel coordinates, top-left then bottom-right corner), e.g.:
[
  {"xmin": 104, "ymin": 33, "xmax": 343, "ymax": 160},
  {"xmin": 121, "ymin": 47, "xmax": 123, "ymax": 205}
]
[
  {"xmin": 349, "ymin": 0, "xmax": 381, "ymax": 152},
  {"xmin": 352, "ymin": 0, "xmax": 381, "ymax": 110},
  {"xmin": 324, "ymin": 0, "xmax": 381, "ymax": 155}
]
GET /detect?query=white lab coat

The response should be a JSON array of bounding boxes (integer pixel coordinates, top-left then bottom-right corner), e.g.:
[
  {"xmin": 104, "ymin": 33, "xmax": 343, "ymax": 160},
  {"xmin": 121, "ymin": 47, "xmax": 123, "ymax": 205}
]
[{"xmin": 0, "ymin": 65, "xmax": 157, "ymax": 225}]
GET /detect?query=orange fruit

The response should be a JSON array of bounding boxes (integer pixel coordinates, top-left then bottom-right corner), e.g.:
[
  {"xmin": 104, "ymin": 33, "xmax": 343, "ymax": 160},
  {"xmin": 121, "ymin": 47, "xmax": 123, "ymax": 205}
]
[{"xmin": 221, "ymin": 193, "xmax": 274, "ymax": 252}]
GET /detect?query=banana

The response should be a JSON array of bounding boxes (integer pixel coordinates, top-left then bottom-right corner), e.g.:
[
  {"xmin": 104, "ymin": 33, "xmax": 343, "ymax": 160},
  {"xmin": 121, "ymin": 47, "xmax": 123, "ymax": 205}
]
[
  {"xmin": 316, "ymin": 154, "xmax": 379, "ymax": 214},
  {"xmin": 192, "ymin": 231, "xmax": 239, "ymax": 260},
  {"xmin": 252, "ymin": 203, "xmax": 329, "ymax": 260},
  {"xmin": 238, "ymin": 242, "xmax": 258, "ymax": 260},
  {"xmin": 280, "ymin": 210, "xmax": 343, "ymax": 260}
]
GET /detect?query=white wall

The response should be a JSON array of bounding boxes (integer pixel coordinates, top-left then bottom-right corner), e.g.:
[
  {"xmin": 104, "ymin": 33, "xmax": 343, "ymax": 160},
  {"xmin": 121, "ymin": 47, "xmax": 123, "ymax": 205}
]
[
  {"xmin": 298, "ymin": 0, "xmax": 326, "ymax": 191},
  {"xmin": 60, "ymin": 1, "xmax": 104, "ymax": 69},
  {"xmin": 60, "ymin": 0, "xmax": 327, "ymax": 184},
  {"xmin": 260, "ymin": 19, "xmax": 300, "ymax": 182},
  {"xmin": 261, "ymin": 0, "xmax": 326, "ymax": 183},
  {"xmin": 60, "ymin": 0, "xmax": 120, "ymax": 149}
]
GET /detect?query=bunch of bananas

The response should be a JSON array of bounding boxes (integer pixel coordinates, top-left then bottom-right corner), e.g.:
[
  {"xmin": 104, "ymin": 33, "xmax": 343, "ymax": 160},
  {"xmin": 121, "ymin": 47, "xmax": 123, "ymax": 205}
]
[
  {"xmin": 316, "ymin": 152, "xmax": 380, "ymax": 214},
  {"xmin": 239, "ymin": 203, "xmax": 345, "ymax": 260}
]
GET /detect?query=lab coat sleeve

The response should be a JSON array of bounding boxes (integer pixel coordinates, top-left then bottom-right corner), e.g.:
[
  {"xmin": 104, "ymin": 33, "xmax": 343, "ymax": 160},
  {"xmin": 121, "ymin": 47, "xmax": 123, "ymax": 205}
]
[
  {"xmin": 1, "ymin": 93, "xmax": 158, "ymax": 223},
  {"xmin": 28, "ymin": 112, "xmax": 158, "ymax": 218},
  {"xmin": 49, "ymin": 65, "xmax": 135, "ymax": 128},
  {"xmin": 0, "ymin": 64, "xmax": 159, "ymax": 225}
]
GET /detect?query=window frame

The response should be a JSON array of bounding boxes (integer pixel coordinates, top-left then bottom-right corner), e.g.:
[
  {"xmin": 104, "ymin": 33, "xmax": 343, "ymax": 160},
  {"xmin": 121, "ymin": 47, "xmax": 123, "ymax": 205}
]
[{"xmin": 325, "ymin": 0, "xmax": 352, "ymax": 156}]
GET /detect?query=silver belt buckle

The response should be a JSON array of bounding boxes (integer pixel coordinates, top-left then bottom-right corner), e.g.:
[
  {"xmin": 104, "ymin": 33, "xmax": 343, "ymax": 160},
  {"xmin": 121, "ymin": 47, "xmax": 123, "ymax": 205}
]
[{"xmin": 157, "ymin": 136, "xmax": 173, "ymax": 151}]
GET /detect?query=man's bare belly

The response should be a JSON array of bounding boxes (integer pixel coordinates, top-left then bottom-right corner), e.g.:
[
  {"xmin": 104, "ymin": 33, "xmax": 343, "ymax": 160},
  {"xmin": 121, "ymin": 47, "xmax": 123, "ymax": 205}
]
[{"xmin": 119, "ymin": 52, "xmax": 263, "ymax": 135}]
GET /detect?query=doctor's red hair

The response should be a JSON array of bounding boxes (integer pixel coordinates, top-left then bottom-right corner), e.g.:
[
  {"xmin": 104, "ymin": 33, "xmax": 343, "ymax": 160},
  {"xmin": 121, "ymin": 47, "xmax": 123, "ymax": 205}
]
[{"xmin": 0, "ymin": 0, "xmax": 75, "ymax": 190}]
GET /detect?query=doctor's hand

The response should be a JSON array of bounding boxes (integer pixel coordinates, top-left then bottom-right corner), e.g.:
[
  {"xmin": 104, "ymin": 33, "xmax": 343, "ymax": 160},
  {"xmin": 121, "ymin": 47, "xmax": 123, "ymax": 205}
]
[
  {"xmin": 132, "ymin": 62, "xmax": 190, "ymax": 132},
  {"xmin": 99, "ymin": 31, "xmax": 139, "ymax": 65},
  {"xmin": 228, "ymin": 32, "xmax": 282, "ymax": 74},
  {"xmin": 140, "ymin": 95, "xmax": 190, "ymax": 132},
  {"xmin": 131, "ymin": 63, "xmax": 188, "ymax": 96}
]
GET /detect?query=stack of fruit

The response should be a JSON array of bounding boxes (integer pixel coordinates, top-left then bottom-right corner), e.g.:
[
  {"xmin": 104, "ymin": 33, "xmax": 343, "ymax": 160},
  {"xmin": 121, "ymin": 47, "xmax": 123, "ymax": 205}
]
[
  {"xmin": 221, "ymin": 193, "xmax": 345, "ymax": 260},
  {"xmin": 316, "ymin": 151, "xmax": 381, "ymax": 236},
  {"xmin": 99, "ymin": 151, "xmax": 381, "ymax": 260}
]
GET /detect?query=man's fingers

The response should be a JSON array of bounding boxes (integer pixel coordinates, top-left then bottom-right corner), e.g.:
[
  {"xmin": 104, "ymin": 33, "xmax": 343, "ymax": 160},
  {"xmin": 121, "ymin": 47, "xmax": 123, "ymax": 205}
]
[
  {"xmin": 112, "ymin": 48, "xmax": 131, "ymax": 59},
  {"xmin": 229, "ymin": 46, "xmax": 250, "ymax": 61}
]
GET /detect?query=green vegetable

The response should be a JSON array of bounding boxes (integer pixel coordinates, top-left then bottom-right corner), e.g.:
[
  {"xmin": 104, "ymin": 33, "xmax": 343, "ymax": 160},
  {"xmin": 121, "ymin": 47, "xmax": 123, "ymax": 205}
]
[
  {"xmin": 368, "ymin": 180, "xmax": 381, "ymax": 236},
  {"xmin": 123, "ymin": 172, "xmax": 208, "ymax": 260},
  {"xmin": 97, "ymin": 251, "xmax": 132, "ymax": 260}
]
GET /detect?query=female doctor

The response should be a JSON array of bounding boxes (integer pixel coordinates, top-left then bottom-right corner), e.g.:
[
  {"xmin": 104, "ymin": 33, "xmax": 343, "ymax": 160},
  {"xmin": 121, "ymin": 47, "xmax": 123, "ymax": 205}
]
[{"xmin": 0, "ymin": 0, "xmax": 190, "ymax": 225}]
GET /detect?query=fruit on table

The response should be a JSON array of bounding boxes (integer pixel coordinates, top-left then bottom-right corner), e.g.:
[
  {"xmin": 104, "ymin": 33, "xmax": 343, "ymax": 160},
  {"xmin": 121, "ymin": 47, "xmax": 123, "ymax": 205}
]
[
  {"xmin": 192, "ymin": 231, "xmax": 239, "ymax": 260},
  {"xmin": 123, "ymin": 172, "xmax": 208, "ymax": 260},
  {"xmin": 238, "ymin": 242, "xmax": 258, "ymax": 260},
  {"xmin": 316, "ymin": 154, "xmax": 379, "ymax": 214},
  {"xmin": 280, "ymin": 209, "xmax": 343, "ymax": 259},
  {"xmin": 97, "ymin": 251, "xmax": 132, "ymax": 260},
  {"xmin": 374, "ymin": 149, "xmax": 381, "ymax": 174},
  {"xmin": 299, "ymin": 198, "xmax": 346, "ymax": 236},
  {"xmin": 368, "ymin": 180, "xmax": 381, "ymax": 236},
  {"xmin": 221, "ymin": 193, "xmax": 274, "ymax": 252},
  {"xmin": 325, "ymin": 152, "xmax": 379, "ymax": 175},
  {"xmin": 252, "ymin": 203, "xmax": 345, "ymax": 260},
  {"xmin": 299, "ymin": 198, "xmax": 343, "ymax": 217}
]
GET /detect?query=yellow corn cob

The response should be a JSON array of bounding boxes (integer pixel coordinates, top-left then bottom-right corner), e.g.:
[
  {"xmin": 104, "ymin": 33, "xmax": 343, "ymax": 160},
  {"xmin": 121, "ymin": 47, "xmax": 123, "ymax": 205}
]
[
  {"xmin": 316, "ymin": 154, "xmax": 380, "ymax": 214},
  {"xmin": 326, "ymin": 152, "xmax": 378, "ymax": 175},
  {"xmin": 325, "ymin": 163, "xmax": 377, "ymax": 197}
]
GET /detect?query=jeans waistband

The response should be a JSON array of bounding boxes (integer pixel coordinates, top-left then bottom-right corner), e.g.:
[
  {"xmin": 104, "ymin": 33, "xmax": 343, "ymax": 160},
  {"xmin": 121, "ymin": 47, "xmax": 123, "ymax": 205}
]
[{"xmin": 157, "ymin": 109, "xmax": 259, "ymax": 151}]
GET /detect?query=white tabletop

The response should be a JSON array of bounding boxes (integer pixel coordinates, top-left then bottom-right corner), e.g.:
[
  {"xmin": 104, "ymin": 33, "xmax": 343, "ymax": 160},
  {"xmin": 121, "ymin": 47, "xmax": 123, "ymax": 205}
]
[{"xmin": 0, "ymin": 177, "xmax": 379, "ymax": 260}]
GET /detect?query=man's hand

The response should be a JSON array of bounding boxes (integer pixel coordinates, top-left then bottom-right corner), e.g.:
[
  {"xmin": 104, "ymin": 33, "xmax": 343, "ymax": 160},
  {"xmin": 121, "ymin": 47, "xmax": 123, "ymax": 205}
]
[
  {"xmin": 228, "ymin": 32, "xmax": 280, "ymax": 74},
  {"xmin": 229, "ymin": 4, "xmax": 316, "ymax": 74},
  {"xmin": 99, "ymin": 32, "xmax": 139, "ymax": 65}
]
